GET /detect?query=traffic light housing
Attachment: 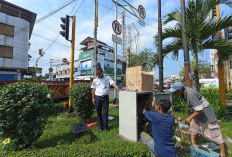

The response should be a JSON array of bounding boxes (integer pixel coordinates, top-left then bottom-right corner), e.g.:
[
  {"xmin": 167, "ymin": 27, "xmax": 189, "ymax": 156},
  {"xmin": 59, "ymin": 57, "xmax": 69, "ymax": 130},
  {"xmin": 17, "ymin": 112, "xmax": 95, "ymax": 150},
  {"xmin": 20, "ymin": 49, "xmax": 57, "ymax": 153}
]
[
  {"xmin": 228, "ymin": 27, "xmax": 232, "ymax": 40},
  {"xmin": 60, "ymin": 15, "xmax": 70, "ymax": 41},
  {"xmin": 212, "ymin": 7, "xmax": 216, "ymax": 17}
]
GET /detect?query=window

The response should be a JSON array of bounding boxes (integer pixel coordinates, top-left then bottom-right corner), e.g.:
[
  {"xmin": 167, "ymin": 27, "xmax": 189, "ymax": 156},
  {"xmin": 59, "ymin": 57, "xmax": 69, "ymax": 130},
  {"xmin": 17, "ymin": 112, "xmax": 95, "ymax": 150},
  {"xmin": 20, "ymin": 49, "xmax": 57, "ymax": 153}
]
[
  {"xmin": 0, "ymin": 23, "xmax": 14, "ymax": 37},
  {"xmin": 0, "ymin": 46, "xmax": 13, "ymax": 59}
]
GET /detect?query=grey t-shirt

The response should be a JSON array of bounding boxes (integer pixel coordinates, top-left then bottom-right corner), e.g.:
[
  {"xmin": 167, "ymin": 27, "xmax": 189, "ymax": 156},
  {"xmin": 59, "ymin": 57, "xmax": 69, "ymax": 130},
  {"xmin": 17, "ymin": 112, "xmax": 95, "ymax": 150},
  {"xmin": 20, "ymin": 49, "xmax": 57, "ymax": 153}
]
[{"xmin": 184, "ymin": 87, "xmax": 217, "ymax": 122}]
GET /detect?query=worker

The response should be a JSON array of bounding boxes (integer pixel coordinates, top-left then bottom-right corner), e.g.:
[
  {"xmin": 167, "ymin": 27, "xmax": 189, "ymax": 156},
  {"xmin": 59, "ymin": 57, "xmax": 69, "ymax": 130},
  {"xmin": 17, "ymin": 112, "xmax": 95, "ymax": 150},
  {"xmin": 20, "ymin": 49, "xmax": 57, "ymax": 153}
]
[
  {"xmin": 91, "ymin": 63, "xmax": 122, "ymax": 133},
  {"xmin": 141, "ymin": 99, "xmax": 176, "ymax": 157},
  {"xmin": 169, "ymin": 82, "xmax": 226, "ymax": 157}
]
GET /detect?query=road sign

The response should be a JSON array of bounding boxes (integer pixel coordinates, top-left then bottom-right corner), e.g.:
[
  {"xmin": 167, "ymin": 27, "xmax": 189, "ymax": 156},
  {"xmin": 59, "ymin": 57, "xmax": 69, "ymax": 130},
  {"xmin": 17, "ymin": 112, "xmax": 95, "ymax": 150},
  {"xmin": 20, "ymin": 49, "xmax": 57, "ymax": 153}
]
[
  {"xmin": 49, "ymin": 67, "xmax": 53, "ymax": 73},
  {"xmin": 138, "ymin": 5, "xmax": 146, "ymax": 19},
  {"xmin": 138, "ymin": 18, "xmax": 145, "ymax": 27},
  {"xmin": 112, "ymin": 34, "xmax": 122, "ymax": 44},
  {"xmin": 112, "ymin": 20, "xmax": 122, "ymax": 35},
  {"xmin": 62, "ymin": 58, "xmax": 68, "ymax": 63}
]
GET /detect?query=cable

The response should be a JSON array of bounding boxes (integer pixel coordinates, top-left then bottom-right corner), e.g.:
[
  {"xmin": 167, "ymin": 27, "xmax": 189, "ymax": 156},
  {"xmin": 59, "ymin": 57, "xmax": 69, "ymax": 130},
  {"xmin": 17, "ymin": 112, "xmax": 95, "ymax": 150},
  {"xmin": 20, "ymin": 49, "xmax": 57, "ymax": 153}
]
[
  {"xmin": 36, "ymin": 0, "xmax": 76, "ymax": 24},
  {"xmin": 96, "ymin": 1, "xmax": 158, "ymax": 29},
  {"xmin": 74, "ymin": 0, "xmax": 86, "ymax": 15},
  {"xmin": 69, "ymin": 0, "xmax": 79, "ymax": 15}
]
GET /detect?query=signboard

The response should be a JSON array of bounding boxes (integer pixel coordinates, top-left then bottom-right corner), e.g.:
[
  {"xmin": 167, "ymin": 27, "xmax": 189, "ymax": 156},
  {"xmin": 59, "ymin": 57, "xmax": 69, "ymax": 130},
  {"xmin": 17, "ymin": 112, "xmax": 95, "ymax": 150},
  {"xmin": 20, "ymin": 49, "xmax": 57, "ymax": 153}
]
[
  {"xmin": 104, "ymin": 60, "xmax": 114, "ymax": 69},
  {"xmin": 112, "ymin": 20, "xmax": 122, "ymax": 35},
  {"xmin": 28, "ymin": 67, "xmax": 42, "ymax": 74},
  {"xmin": 80, "ymin": 60, "xmax": 92, "ymax": 70},
  {"xmin": 112, "ymin": 34, "xmax": 122, "ymax": 44},
  {"xmin": 138, "ymin": 5, "xmax": 146, "ymax": 19},
  {"xmin": 62, "ymin": 58, "xmax": 68, "ymax": 63},
  {"xmin": 138, "ymin": 18, "xmax": 145, "ymax": 27},
  {"xmin": 105, "ymin": 69, "xmax": 122, "ymax": 75},
  {"xmin": 79, "ymin": 49, "xmax": 94, "ymax": 61},
  {"xmin": 49, "ymin": 67, "xmax": 53, "ymax": 73}
]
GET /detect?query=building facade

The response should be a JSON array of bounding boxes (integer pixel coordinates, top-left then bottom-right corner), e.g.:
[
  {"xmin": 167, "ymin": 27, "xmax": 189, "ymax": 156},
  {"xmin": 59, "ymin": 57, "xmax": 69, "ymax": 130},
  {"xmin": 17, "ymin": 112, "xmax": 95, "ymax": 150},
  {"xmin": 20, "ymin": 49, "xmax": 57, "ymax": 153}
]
[
  {"xmin": 55, "ymin": 37, "xmax": 126, "ymax": 83},
  {"xmin": 74, "ymin": 37, "xmax": 126, "ymax": 83},
  {"xmin": 0, "ymin": 0, "xmax": 36, "ymax": 80}
]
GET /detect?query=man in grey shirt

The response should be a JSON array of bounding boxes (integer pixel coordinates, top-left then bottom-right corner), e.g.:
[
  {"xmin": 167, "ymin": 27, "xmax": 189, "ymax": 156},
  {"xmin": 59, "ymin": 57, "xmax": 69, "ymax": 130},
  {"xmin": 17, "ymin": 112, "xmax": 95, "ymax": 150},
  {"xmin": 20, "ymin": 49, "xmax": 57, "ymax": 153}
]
[{"xmin": 169, "ymin": 82, "xmax": 226, "ymax": 157}]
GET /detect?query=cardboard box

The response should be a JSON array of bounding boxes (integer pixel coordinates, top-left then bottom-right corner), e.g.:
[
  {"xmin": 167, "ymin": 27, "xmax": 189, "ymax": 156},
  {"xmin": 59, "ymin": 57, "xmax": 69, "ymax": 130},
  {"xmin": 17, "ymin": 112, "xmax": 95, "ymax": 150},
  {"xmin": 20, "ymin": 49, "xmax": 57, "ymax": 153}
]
[{"xmin": 126, "ymin": 66, "xmax": 154, "ymax": 91}]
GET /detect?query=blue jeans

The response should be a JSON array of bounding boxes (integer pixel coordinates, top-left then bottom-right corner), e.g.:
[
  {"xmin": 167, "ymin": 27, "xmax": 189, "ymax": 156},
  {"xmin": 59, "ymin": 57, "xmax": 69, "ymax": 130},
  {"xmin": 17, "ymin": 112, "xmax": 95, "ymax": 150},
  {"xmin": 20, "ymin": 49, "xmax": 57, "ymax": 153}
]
[{"xmin": 140, "ymin": 131, "xmax": 157, "ymax": 157}]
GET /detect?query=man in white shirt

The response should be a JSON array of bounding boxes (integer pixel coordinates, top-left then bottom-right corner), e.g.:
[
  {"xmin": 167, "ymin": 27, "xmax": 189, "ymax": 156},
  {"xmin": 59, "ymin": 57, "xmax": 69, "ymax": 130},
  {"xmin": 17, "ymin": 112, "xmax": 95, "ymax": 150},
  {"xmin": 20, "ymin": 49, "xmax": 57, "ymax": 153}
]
[{"xmin": 91, "ymin": 63, "xmax": 122, "ymax": 133}]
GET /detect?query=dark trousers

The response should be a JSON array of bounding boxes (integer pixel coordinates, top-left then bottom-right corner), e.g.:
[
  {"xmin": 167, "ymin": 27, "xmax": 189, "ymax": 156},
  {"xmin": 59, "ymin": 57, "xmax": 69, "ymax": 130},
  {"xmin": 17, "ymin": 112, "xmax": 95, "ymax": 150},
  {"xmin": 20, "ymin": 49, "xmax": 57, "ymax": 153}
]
[{"xmin": 95, "ymin": 95, "xmax": 109, "ymax": 129}]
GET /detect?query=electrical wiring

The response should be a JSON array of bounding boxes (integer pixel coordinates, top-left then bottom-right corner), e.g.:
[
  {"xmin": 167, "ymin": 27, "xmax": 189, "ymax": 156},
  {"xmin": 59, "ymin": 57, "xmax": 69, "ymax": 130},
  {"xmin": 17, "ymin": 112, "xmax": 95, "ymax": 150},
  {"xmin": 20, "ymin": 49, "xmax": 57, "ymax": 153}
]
[
  {"xmin": 74, "ymin": 0, "xmax": 86, "ymax": 15},
  {"xmin": 96, "ymin": 0, "xmax": 158, "ymax": 30}
]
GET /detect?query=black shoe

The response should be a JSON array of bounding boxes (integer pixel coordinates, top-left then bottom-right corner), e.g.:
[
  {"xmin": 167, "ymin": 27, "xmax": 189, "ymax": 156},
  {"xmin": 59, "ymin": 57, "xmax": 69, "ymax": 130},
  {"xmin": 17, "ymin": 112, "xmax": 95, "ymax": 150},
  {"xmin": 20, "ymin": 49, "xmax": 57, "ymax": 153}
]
[
  {"xmin": 98, "ymin": 129, "xmax": 103, "ymax": 133},
  {"xmin": 104, "ymin": 127, "xmax": 110, "ymax": 131}
]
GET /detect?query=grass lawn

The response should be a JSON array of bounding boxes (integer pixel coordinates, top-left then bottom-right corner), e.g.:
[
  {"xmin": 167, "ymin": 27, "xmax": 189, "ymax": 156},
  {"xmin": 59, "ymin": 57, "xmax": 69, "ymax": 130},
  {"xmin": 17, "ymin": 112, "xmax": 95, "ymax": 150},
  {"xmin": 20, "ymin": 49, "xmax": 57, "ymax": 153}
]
[
  {"xmin": 0, "ymin": 101, "xmax": 231, "ymax": 156},
  {"xmin": 0, "ymin": 103, "xmax": 149, "ymax": 157}
]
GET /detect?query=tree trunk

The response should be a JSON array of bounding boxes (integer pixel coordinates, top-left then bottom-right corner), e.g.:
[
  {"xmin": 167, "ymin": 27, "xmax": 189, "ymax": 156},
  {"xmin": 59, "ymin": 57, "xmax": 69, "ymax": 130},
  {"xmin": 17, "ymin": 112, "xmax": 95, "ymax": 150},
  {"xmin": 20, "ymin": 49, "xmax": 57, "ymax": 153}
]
[
  {"xmin": 193, "ymin": 52, "xmax": 200, "ymax": 92},
  {"xmin": 218, "ymin": 53, "xmax": 226, "ymax": 108},
  {"xmin": 192, "ymin": 40, "xmax": 200, "ymax": 92}
]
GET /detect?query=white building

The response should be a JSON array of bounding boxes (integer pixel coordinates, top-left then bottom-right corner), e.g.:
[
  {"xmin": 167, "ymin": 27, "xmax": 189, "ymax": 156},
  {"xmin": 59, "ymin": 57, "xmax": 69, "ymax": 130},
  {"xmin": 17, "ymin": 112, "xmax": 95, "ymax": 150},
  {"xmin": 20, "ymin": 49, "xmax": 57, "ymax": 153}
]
[
  {"xmin": 0, "ymin": 1, "xmax": 36, "ymax": 80},
  {"xmin": 210, "ymin": 49, "xmax": 219, "ymax": 77},
  {"xmin": 56, "ymin": 37, "xmax": 127, "ymax": 83},
  {"xmin": 56, "ymin": 60, "xmax": 80, "ymax": 80}
]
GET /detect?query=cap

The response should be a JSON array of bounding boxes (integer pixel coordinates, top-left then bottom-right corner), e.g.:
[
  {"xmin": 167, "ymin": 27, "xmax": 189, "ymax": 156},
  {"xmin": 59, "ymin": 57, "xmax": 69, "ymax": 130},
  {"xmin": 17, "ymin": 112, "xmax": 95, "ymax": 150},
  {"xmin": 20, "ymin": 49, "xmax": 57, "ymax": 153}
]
[{"xmin": 169, "ymin": 82, "xmax": 185, "ymax": 92}]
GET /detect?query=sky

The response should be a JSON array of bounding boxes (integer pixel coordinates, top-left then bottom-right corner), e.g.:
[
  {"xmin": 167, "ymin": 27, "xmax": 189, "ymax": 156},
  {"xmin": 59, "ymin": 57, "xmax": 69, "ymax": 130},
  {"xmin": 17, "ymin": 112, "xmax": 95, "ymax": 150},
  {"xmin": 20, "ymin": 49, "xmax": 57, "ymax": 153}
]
[{"xmin": 4, "ymin": 0, "xmax": 232, "ymax": 78}]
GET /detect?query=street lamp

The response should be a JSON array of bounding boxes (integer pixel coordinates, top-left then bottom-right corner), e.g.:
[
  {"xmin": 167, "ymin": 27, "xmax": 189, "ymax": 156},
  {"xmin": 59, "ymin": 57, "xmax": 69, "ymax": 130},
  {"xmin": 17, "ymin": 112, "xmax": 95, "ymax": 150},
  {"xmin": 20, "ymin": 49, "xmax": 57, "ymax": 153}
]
[{"xmin": 165, "ymin": 57, "xmax": 181, "ymax": 82}]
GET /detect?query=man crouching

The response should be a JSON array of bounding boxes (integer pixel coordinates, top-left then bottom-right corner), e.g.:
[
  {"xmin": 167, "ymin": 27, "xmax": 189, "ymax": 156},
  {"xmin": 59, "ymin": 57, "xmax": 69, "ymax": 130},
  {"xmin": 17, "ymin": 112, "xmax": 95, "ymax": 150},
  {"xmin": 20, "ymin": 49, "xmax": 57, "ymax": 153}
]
[{"xmin": 141, "ymin": 99, "xmax": 176, "ymax": 157}]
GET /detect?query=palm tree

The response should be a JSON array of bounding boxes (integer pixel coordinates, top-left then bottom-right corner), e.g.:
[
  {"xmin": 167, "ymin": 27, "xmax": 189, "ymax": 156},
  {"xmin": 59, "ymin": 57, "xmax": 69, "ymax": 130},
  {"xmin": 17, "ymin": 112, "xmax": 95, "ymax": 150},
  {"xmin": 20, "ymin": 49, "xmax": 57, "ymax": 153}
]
[{"xmin": 155, "ymin": 0, "xmax": 232, "ymax": 99}]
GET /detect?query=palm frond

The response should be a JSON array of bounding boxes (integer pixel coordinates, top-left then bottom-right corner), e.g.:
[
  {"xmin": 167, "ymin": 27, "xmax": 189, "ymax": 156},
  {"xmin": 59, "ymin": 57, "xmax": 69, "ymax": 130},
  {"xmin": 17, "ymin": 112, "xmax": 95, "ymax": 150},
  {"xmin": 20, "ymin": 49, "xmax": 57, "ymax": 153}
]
[
  {"xmin": 201, "ymin": 0, "xmax": 218, "ymax": 20},
  {"xmin": 163, "ymin": 10, "xmax": 181, "ymax": 25},
  {"xmin": 162, "ymin": 39, "xmax": 183, "ymax": 57},
  {"xmin": 200, "ymin": 16, "xmax": 232, "ymax": 40},
  {"xmin": 203, "ymin": 39, "xmax": 232, "ymax": 57}
]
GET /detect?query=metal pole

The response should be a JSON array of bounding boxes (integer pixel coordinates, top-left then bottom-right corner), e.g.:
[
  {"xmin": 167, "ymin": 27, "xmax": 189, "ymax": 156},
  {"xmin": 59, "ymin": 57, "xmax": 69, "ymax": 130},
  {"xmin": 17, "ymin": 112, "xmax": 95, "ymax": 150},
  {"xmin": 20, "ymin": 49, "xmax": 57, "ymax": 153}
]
[
  {"xmin": 68, "ymin": 15, "xmax": 76, "ymax": 113},
  {"xmin": 226, "ymin": 59, "xmax": 230, "ymax": 91},
  {"xmin": 158, "ymin": 0, "xmax": 163, "ymax": 92},
  {"xmin": 180, "ymin": 0, "xmax": 191, "ymax": 87},
  {"xmin": 113, "ymin": 0, "xmax": 118, "ymax": 103},
  {"xmin": 122, "ymin": 11, "xmax": 126, "ymax": 57},
  {"xmin": 94, "ymin": 0, "xmax": 98, "ymax": 77},
  {"xmin": 216, "ymin": 1, "xmax": 226, "ymax": 107}
]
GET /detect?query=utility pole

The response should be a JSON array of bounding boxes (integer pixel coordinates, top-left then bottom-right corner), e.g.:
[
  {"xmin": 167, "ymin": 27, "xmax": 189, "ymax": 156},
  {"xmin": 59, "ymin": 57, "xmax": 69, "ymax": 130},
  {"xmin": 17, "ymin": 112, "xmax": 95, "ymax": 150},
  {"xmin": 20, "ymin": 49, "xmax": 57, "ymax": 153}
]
[
  {"xmin": 127, "ymin": 25, "xmax": 132, "ymax": 68},
  {"xmin": 216, "ymin": 1, "xmax": 226, "ymax": 107},
  {"xmin": 35, "ymin": 48, "xmax": 44, "ymax": 81},
  {"xmin": 122, "ymin": 11, "xmax": 126, "ymax": 57},
  {"xmin": 158, "ymin": 0, "xmax": 164, "ymax": 92},
  {"xmin": 114, "ymin": 0, "xmax": 118, "ymax": 104},
  {"xmin": 94, "ymin": 0, "xmax": 98, "ymax": 77},
  {"xmin": 68, "ymin": 15, "xmax": 76, "ymax": 113},
  {"xmin": 180, "ymin": 0, "xmax": 191, "ymax": 87}
]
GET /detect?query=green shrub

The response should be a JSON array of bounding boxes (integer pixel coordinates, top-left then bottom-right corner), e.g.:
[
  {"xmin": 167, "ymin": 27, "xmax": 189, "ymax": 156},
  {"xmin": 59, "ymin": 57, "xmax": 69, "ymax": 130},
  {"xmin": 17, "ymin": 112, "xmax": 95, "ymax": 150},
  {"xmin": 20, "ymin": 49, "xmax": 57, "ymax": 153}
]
[
  {"xmin": 172, "ymin": 94, "xmax": 187, "ymax": 112},
  {"xmin": 0, "ymin": 81, "xmax": 53, "ymax": 150},
  {"xmin": 70, "ymin": 83, "xmax": 94, "ymax": 122}
]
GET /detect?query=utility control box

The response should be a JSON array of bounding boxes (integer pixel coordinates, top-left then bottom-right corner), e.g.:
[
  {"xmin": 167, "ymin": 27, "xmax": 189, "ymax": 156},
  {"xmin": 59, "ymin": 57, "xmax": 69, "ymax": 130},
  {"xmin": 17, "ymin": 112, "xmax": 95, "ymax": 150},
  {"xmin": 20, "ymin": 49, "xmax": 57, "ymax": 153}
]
[
  {"xmin": 119, "ymin": 91, "xmax": 154, "ymax": 142},
  {"xmin": 118, "ymin": 91, "xmax": 173, "ymax": 142}
]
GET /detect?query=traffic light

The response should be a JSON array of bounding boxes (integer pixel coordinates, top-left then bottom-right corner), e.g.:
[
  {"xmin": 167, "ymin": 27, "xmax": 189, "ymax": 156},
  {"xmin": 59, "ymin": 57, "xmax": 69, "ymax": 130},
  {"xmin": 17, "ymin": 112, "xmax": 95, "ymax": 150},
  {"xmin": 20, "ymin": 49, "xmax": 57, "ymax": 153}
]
[
  {"xmin": 212, "ymin": 7, "xmax": 216, "ymax": 17},
  {"xmin": 228, "ymin": 27, "xmax": 232, "ymax": 40},
  {"xmin": 225, "ymin": 27, "xmax": 232, "ymax": 40},
  {"xmin": 60, "ymin": 15, "xmax": 70, "ymax": 41}
]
